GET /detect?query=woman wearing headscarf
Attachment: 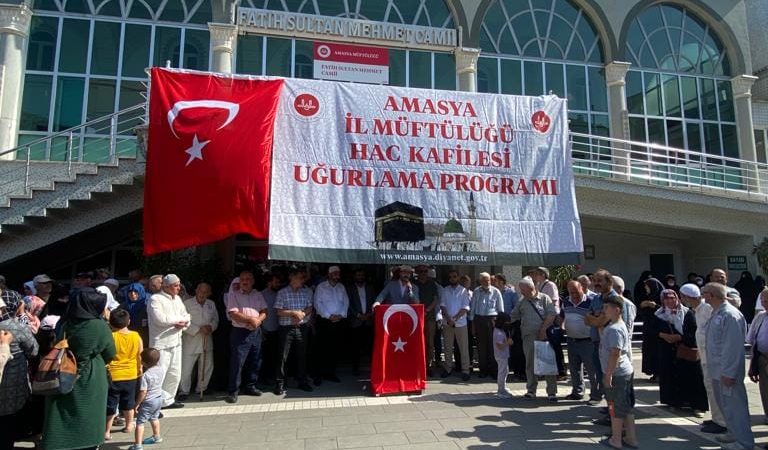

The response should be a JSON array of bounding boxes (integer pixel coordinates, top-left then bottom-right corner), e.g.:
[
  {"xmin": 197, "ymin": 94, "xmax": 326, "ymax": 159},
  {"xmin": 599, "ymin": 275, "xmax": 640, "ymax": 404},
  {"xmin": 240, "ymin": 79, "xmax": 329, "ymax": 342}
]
[
  {"xmin": 735, "ymin": 271, "xmax": 758, "ymax": 323},
  {"xmin": 120, "ymin": 282, "xmax": 149, "ymax": 346},
  {"xmin": 42, "ymin": 287, "xmax": 116, "ymax": 450},
  {"xmin": 653, "ymin": 289, "xmax": 704, "ymax": 414},
  {"xmin": 632, "ymin": 271, "xmax": 652, "ymax": 305},
  {"xmin": 0, "ymin": 292, "xmax": 39, "ymax": 450},
  {"xmin": 663, "ymin": 274, "xmax": 680, "ymax": 293},
  {"xmin": 639, "ymin": 278, "xmax": 664, "ymax": 381}
]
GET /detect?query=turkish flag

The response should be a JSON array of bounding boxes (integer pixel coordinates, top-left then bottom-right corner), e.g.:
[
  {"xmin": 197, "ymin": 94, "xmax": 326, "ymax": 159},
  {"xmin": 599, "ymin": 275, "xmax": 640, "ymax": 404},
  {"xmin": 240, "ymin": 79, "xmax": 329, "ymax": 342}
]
[
  {"xmin": 143, "ymin": 68, "xmax": 284, "ymax": 255},
  {"xmin": 370, "ymin": 304, "xmax": 427, "ymax": 395}
]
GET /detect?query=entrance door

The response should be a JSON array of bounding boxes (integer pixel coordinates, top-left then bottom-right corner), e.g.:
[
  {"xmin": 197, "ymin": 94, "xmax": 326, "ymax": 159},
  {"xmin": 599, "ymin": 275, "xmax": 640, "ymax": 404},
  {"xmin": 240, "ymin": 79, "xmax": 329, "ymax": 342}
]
[{"xmin": 650, "ymin": 254, "xmax": 674, "ymax": 280}]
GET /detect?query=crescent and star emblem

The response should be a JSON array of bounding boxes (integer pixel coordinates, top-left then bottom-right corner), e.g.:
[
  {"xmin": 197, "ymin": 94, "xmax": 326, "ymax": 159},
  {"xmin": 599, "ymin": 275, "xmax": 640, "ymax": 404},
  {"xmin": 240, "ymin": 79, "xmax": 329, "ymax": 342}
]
[
  {"xmin": 166, "ymin": 100, "xmax": 240, "ymax": 167},
  {"xmin": 382, "ymin": 305, "xmax": 419, "ymax": 353}
]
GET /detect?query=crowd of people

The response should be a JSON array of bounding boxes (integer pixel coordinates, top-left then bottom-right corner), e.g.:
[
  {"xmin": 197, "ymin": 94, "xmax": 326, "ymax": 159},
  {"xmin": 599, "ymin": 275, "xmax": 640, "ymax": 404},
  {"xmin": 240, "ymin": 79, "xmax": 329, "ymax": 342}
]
[{"xmin": 0, "ymin": 264, "xmax": 765, "ymax": 450}]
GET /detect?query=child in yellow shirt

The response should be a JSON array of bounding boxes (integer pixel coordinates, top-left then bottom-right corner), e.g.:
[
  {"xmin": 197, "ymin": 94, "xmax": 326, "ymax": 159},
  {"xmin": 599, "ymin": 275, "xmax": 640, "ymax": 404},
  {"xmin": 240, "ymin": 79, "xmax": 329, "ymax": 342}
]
[{"xmin": 105, "ymin": 309, "xmax": 143, "ymax": 440}]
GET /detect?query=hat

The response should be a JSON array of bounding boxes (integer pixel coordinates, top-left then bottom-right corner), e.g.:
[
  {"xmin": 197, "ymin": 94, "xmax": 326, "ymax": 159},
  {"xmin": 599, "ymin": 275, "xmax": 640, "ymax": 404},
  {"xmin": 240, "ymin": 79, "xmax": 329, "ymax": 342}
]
[
  {"xmin": 529, "ymin": 267, "xmax": 550, "ymax": 278},
  {"xmin": 40, "ymin": 315, "xmax": 60, "ymax": 331},
  {"xmin": 33, "ymin": 274, "xmax": 52, "ymax": 284},
  {"xmin": 162, "ymin": 274, "xmax": 181, "ymax": 286},
  {"xmin": 327, "ymin": 266, "xmax": 341, "ymax": 274},
  {"xmin": 104, "ymin": 278, "xmax": 120, "ymax": 287},
  {"xmin": 399, "ymin": 265, "xmax": 414, "ymax": 273},
  {"xmin": 75, "ymin": 271, "xmax": 92, "ymax": 279},
  {"xmin": 679, "ymin": 283, "xmax": 700, "ymax": 299}
]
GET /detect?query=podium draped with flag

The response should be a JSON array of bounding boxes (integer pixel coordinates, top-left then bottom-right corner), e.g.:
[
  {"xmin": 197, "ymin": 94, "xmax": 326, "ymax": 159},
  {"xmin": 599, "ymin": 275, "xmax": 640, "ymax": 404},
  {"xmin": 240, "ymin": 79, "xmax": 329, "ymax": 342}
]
[{"xmin": 370, "ymin": 304, "xmax": 427, "ymax": 396}]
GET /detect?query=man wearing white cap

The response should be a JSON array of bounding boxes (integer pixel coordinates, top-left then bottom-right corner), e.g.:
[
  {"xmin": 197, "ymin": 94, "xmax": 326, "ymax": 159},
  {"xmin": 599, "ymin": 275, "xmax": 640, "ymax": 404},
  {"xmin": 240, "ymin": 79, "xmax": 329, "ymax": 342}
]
[
  {"xmin": 148, "ymin": 274, "xmax": 190, "ymax": 408},
  {"xmin": 374, "ymin": 265, "xmax": 420, "ymax": 306},
  {"xmin": 682, "ymin": 282, "xmax": 726, "ymax": 434},
  {"xmin": 313, "ymin": 266, "xmax": 349, "ymax": 382},
  {"xmin": 32, "ymin": 274, "xmax": 54, "ymax": 304}
]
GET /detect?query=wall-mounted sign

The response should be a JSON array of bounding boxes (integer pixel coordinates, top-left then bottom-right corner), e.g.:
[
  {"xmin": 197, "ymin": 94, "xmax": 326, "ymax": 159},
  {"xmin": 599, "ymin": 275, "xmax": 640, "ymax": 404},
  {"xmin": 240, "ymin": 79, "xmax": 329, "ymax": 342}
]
[
  {"xmin": 727, "ymin": 255, "xmax": 748, "ymax": 271},
  {"xmin": 237, "ymin": 8, "xmax": 458, "ymax": 51},
  {"xmin": 313, "ymin": 42, "xmax": 389, "ymax": 85}
]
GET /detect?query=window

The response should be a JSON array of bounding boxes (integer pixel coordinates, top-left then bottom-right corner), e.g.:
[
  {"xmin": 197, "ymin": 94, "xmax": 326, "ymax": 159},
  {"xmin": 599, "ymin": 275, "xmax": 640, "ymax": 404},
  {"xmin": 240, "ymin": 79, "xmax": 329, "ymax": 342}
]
[
  {"xmin": 625, "ymin": 4, "xmax": 736, "ymax": 162},
  {"xmin": 754, "ymin": 129, "xmax": 766, "ymax": 164},
  {"xmin": 478, "ymin": 0, "xmax": 608, "ymax": 153}
]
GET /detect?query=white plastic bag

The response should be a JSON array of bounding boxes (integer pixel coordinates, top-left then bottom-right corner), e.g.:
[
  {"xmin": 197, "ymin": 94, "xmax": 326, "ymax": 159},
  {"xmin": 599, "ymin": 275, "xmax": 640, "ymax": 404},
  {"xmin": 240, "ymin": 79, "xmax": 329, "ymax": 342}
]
[{"xmin": 534, "ymin": 340, "xmax": 558, "ymax": 376}]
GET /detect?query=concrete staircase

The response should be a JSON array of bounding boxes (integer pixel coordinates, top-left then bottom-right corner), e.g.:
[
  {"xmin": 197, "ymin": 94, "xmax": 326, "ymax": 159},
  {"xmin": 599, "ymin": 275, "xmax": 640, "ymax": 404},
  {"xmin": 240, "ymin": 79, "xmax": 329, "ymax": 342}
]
[{"xmin": 0, "ymin": 156, "xmax": 146, "ymax": 264}]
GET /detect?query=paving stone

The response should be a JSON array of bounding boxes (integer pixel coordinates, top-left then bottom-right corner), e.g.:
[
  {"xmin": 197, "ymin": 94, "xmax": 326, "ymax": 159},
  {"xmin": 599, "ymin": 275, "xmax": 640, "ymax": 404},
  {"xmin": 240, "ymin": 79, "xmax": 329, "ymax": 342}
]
[
  {"xmin": 358, "ymin": 411, "xmax": 427, "ymax": 424},
  {"xmin": 373, "ymin": 419, "xmax": 444, "ymax": 433},
  {"xmin": 404, "ymin": 430, "xmax": 438, "ymax": 444},
  {"xmin": 304, "ymin": 437, "xmax": 339, "ymax": 449},
  {"xmin": 337, "ymin": 432, "xmax": 410, "ymax": 449},
  {"xmin": 296, "ymin": 424, "xmax": 377, "ymax": 439}
]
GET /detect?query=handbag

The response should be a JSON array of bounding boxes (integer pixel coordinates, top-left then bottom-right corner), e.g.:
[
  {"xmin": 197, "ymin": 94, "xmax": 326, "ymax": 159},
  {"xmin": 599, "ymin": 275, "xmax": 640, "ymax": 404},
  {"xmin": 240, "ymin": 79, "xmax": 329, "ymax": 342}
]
[
  {"xmin": 527, "ymin": 299, "xmax": 562, "ymax": 346},
  {"xmin": 32, "ymin": 337, "xmax": 79, "ymax": 396},
  {"xmin": 668, "ymin": 321, "xmax": 700, "ymax": 362}
]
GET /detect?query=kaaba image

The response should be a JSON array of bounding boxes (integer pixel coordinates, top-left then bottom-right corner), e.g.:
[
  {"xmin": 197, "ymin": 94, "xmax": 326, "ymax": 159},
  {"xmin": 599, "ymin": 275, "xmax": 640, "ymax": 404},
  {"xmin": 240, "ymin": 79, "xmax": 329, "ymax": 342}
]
[{"xmin": 374, "ymin": 201, "xmax": 425, "ymax": 242}]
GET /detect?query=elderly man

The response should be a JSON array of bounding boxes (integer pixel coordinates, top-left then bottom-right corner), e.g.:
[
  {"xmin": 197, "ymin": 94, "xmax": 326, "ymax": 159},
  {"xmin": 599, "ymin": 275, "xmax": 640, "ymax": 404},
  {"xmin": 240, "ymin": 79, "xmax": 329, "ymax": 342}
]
[
  {"xmin": 32, "ymin": 274, "xmax": 54, "ymax": 305},
  {"xmin": 702, "ymin": 282, "xmax": 753, "ymax": 450},
  {"xmin": 225, "ymin": 271, "xmax": 268, "ymax": 403},
  {"xmin": 562, "ymin": 280, "xmax": 597, "ymax": 401},
  {"xmin": 680, "ymin": 283, "xmax": 726, "ymax": 434},
  {"xmin": 374, "ymin": 265, "xmax": 420, "ymax": 306},
  {"xmin": 179, "ymin": 283, "xmax": 219, "ymax": 401},
  {"xmin": 509, "ymin": 276, "xmax": 557, "ymax": 401},
  {"xmin": 416, "ymin": 266, "xmax": 442, "ymax": 376},
  {"xmin": 148, "ymin": 275, "xmax": 163, "ymax": 295},
  {"xmin": 711, "ymin": 268, "xmax": 741, "ymax": 307},
  {"xmin": 528, "ymin": 267, "xmax": 565, "ymax": 377},
  {"xmin": 314, "ymin": 266, "xmax": 349, "ymax": 383},
  {"xmin": 441, "ymin": 270, "xmax": 472, "ymax": 381},
  {"xmin": 274, "ymin": 268, "xmax": 315, "ymax": 395},
  {"xmin": 470, "ymin": 272, "xmax": 504, "ymax": 378},
  {"xmin": 148, "ymin": 274, "xmax": 190, "ymax": 408}
]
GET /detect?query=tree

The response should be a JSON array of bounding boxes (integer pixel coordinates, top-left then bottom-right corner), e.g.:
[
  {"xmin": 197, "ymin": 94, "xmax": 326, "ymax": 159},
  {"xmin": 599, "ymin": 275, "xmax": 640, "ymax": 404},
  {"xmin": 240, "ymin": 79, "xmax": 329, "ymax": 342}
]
[{"xmin": 754, "ymin": 237, "xmax": 768, "ymax": 278}]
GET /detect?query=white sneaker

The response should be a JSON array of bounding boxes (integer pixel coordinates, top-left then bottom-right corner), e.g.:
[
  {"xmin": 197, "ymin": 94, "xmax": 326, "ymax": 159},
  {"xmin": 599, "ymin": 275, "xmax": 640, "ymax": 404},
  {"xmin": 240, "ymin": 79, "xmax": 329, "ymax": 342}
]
[{"xmin": 716, "ymin": 433, "xmax": 736, "ymax": 443}]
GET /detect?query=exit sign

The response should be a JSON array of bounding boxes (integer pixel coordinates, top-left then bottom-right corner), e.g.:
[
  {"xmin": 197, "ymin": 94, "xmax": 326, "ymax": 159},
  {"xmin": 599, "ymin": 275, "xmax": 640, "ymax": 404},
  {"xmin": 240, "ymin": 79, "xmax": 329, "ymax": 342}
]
[{"xmin": 727, "ymin": 256, "xmax": 747, "ymax": 271}]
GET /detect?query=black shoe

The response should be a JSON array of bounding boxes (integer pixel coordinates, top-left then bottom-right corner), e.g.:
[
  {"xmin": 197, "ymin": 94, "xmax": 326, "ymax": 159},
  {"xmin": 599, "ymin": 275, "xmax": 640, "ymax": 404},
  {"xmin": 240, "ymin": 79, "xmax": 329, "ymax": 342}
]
[
  {"xmin": 478, "ymin": 373, "xmax": 487, "ymax": 379},
  {"xmin": 565, "ymin": 393, "xmax": 583, "ymax": 401},
  {"xmin": 298, "ymin": 383, "xmax": 314, "ymax": 392},
  {"xmin": 313, "ymin": 377, "xmax": 322, "ymax": 386},
  {"xmin": 225, "ymin": 394, "xmax": 238, "ymax": 404},
  {"xmin": 273, "ymin": 384, "xmax": 285, "ymax": 395},
  {"xmin": 594, "ymin": 416, "xmax": 611, "ymax": 427},
  {"xmin": 700, "ymin": 423, "xmax": 727, "ymax": 434},
  {"xmin": 703, "ymin": 420, "xmax": 714, "ymax": 426},
  {"xmin": 326, "ymin": 375, "xmax": 341, "ymax": 383},
  {"xmin": 176, "ymin": 393, "xmax": 188, "ymax": 402},
  {"xmin": 441, "ymin": 370, "xmax": 451, "ymax": 378},
  {"xmin": 158, "ymin": 412, "xmax": 164, "ymax": 419},
  {"xmin": 162, "ymin": 402, "xmax": 184, "ymax": 409},
  {"xmin": 461, "ymin": 373, "xmax": 471, "ymax": 382},
  {"xmin": 244, "ymin": 387, "xmax": 263, "ymax": 396},
  {"xmin": 599, "ymin": 407, "xmax": 609, "ymax": 415}
]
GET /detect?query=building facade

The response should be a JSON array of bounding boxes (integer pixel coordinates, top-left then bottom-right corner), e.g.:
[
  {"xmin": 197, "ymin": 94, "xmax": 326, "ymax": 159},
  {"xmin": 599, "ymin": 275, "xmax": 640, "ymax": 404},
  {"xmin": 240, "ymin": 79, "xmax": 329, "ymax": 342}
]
[{"xmin": 0, "ymin": 0, "xmax": 766, "ymax": 287}]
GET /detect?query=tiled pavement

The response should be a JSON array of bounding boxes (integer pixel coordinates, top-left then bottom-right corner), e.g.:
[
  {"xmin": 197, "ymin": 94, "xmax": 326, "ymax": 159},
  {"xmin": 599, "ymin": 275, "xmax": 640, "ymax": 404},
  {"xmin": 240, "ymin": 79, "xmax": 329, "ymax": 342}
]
[{"xmin": 19, "ymin": 358, "xmax": 768, "ymax": 449}]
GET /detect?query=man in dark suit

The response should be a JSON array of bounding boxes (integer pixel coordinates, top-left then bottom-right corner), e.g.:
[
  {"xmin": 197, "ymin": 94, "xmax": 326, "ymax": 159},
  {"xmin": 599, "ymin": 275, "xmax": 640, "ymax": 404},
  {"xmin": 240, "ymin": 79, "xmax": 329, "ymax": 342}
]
[
  {"xmin": 374, "ymin": 266, "xmax": 420, "ymax": 306},
  {"xmin": 347, "ymin": 269, "xmax": 377, "ymax": 376}
]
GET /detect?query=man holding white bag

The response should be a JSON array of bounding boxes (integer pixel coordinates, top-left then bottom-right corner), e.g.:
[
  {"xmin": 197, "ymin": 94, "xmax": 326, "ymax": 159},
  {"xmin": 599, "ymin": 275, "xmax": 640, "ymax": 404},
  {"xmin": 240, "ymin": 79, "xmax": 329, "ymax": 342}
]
[{"xmin": 508, "ymin": 276, "xmax": 558, "ymax": 402}]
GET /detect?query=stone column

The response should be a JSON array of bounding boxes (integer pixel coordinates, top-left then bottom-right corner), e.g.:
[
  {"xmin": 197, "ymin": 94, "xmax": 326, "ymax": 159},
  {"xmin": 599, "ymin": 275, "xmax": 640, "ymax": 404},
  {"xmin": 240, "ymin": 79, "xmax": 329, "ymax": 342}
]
[
  {"xmin": 732, "ymin": 74, "xmax": 760, "ymax": 192},
  {"xmin": 208, "ymin": 22, "xmax": 238, "ymax": 74},
  {"xmin": 605, "ymin": 62, "xmax": 632, "ymax": 180},
  {"xmin": 0, "ymin": 3, "xmax": 32, "ymax": 159},
  {"xmin": 454, "ymin": 47, "xmax": 480, "ymax": 92}
]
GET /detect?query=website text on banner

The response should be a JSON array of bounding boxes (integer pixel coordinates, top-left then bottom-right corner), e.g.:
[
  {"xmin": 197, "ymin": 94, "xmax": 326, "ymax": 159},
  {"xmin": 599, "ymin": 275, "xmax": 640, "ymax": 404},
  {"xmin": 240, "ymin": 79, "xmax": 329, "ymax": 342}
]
[
  {"xmin": 268, "ymin": 79, "xmax": 584, "ymax": 265},
  {"xmin": 370, "ymin": 304, "xmax": 426, "ymax": 396}
]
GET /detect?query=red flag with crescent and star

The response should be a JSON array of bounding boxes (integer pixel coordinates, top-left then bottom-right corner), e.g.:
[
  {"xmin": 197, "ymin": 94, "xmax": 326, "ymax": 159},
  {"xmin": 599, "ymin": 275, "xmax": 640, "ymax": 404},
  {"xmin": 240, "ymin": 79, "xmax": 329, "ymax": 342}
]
[
  {"xmin": 371, "ymin": 304, "xmax": 426, "ymax": 395},
  {"xmin": 143, "ymin": 68, "xmax": 284, "ymax": 255}
]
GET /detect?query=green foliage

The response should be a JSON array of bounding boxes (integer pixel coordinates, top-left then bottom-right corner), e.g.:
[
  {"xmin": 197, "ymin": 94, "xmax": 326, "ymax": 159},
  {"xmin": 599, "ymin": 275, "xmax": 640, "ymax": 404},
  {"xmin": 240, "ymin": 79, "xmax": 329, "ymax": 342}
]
[
  {"xmin": 754, "ymin": 237, "xmax": 768, "ymax": 278},
  {"xmin": 138, "ymin": 250, "xmax": 229, "ymax": 297},
  {"xmin": 550, "ymin": 265, "xmax": 578, "ymax": 290}
]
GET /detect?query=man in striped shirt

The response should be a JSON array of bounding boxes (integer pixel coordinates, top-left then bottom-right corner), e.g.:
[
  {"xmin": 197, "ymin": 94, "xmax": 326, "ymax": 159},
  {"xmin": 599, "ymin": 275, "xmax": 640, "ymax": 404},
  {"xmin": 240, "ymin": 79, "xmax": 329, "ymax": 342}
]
[{"xmin": 562, "ymin": 280, "xmax": 598, "ymax": 401}]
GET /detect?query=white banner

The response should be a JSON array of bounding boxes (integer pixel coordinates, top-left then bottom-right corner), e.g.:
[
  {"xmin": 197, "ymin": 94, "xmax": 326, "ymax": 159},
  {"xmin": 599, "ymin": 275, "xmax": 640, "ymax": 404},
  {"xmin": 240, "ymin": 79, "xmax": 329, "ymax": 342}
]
[{"xmin": 269, "ymin": 79, "xmax": 583, "ymax": 265}]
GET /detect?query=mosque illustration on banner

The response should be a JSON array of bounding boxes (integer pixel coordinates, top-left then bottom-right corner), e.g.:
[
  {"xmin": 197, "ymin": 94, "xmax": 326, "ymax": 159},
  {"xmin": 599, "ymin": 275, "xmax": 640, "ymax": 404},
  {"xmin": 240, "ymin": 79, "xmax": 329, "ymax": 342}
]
[{"xmin": 371, "ymin": 193, "xmax": 488, "ymax": 252}]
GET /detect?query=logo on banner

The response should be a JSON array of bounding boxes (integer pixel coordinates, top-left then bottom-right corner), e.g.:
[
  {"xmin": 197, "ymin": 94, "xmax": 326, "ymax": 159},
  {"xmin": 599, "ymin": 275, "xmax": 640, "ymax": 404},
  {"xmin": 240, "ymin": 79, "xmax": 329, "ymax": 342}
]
[
  {"xmin": 166, "ymin": 100, "xmax": 240, "ymax": 166},
  {"xmin": 532, "ymin": 110, "xmax": 552, "ymax": 134},
  {"xmin": 293, "ymin": 93, "xmax": 320, "ymax": 117},
  {"xmin": 316, "ymin": 45, "xmax": 331, "ymax": 59},
  {"xmin": 382, "ymin": 304, "xmax": 419, "ymax": 352}
]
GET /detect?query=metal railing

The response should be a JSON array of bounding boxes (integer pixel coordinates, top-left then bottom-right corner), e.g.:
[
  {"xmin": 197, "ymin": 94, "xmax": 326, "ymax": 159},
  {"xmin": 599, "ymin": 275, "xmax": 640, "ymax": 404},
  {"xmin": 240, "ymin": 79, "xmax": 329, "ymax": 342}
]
[
  {"xmin": 1, "ymin": 103, "xmax": 767, "ymax": 203},
  {"xmin": 570, "ymin": 131, "xmax": 768, "ymax": 202},
  {"xmin": 0, "ymin": 103, "xmax": 147, "ymax": 196}
]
